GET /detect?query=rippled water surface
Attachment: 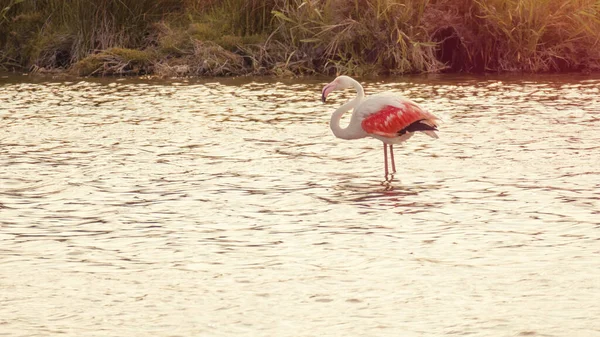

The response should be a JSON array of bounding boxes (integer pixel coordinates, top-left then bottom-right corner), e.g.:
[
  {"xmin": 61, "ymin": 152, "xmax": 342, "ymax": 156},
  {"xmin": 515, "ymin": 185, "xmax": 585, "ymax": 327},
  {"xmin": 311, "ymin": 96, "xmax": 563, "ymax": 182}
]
[{"xmin": 1, "ymin": 73, "xmax": 599, "ymax": 336}]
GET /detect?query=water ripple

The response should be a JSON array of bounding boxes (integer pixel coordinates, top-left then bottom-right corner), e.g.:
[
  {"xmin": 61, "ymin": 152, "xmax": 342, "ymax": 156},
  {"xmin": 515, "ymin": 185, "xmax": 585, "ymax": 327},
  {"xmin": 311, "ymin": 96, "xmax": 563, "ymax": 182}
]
[{"xmin": 1, "ymin": 74, "xmax": 599, "ymax": 336}]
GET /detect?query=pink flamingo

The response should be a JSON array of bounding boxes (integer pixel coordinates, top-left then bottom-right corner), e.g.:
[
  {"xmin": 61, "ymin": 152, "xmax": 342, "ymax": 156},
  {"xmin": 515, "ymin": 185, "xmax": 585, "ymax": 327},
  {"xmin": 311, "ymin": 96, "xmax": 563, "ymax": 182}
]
[{"xmin": 321, "ymin": 75, "xmax": 439, "ymax": 178}]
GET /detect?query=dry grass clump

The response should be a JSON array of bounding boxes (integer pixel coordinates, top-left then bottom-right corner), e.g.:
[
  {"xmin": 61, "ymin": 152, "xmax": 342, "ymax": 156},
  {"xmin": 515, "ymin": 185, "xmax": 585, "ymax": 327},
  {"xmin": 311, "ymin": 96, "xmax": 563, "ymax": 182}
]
[
  {"xmin": 272, "ymin": 0, "xmax": 445, "ymax": 75},
  {"xmin": 155, "ymin": 40, "xmax": 245, "ymax": 77},
  {"xmin": 150, "ymin": 21, "xmax": 250, "ymax": 77},
  {"xmin": 72, "ymin": 48, "xmax": 154, "ymax": 76}
]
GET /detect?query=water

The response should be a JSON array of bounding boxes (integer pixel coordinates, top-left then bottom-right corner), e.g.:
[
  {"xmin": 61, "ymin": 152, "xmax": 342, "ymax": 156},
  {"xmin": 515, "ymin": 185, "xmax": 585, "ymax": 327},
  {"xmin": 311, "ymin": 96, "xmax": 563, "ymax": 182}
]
[{"xmin": 1, "ymin": 73, "xmax": 599, "ymax": 336}]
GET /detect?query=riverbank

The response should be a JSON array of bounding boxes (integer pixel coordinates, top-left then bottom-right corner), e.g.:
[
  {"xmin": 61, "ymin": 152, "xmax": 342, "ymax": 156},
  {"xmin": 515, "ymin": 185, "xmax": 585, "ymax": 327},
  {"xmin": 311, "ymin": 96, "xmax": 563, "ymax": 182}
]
[{"xmin": 1, "ymin": 0, "xmax": 599, "ymax": 77}]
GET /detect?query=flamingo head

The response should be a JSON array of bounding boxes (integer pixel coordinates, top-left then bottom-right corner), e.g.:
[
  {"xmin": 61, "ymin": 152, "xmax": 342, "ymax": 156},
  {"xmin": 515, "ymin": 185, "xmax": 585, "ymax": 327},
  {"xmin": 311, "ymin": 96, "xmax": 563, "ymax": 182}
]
[{"xmin": 321, "ymin": 76, "xmax": 355, "ymax": 103}]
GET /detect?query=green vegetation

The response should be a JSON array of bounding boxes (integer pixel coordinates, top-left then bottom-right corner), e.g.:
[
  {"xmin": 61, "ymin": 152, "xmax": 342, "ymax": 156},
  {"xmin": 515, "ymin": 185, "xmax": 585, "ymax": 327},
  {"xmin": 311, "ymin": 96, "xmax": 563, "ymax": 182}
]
[{"xmin": 1, "ymin": 0, "xmax": 599, "ymax": 76}]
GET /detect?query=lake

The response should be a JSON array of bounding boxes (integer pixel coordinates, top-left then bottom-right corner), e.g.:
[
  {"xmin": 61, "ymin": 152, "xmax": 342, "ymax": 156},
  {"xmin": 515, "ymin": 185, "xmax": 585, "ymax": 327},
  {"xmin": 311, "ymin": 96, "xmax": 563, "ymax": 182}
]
[{"xmin": 1, "ymin": 73, "xmax": 599, "ymax": 336}]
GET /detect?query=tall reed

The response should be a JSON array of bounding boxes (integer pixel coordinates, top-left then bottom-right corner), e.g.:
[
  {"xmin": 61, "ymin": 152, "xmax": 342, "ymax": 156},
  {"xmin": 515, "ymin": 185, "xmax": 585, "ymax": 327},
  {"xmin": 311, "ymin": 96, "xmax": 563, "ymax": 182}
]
[
  {"xmin": 471, "ymin": 0, "xmax": 600, "ymax": 71},
  {"xmin": 0, "ymin": 0, "xmax": 181, "ymax": 68},
  {"xmin": 208, "ymin": 0, "xmax": 279, "ymax": 36},
  {"xmin": 272, "ymin": 0, "xmax": 444, "ymax": 75},
  {"xmin": 1, "ymin": 0, "xmax": 598, "ymax": 75}
]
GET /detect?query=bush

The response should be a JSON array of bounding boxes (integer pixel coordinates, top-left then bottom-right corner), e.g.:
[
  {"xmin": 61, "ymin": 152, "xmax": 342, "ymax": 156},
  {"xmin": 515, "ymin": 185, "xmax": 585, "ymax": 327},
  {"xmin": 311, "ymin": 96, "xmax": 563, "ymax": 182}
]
[{"xmin": 1, "ymin": 0, "xmax": 599, "ymax": 75}]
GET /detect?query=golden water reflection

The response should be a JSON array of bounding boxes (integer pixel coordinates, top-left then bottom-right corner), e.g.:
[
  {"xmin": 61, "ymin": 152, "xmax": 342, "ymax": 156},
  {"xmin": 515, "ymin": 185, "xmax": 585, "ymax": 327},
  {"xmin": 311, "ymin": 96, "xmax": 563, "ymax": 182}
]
[{"xmin": 1, "ymin": 73, "xmax": 599, "ymax": 336}]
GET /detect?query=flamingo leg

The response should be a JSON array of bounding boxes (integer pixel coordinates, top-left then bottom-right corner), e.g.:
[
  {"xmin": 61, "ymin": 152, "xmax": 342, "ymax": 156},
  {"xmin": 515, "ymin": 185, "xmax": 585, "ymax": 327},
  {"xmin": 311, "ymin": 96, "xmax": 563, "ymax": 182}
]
[
  {"xmin": 383, "ymin": 143, "xmax": 389, "ymax": 177},
  {"xmin": 389, "ymin": 145, "xmax": 397, "ymax": 173}
]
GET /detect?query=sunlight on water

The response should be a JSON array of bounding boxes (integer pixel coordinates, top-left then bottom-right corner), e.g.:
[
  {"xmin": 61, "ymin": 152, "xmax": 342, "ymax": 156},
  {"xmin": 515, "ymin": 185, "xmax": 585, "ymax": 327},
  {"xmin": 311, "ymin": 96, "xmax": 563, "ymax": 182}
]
[{"xmin": 1, "ymin": 73, "xmax": 599, "ymax": 336}]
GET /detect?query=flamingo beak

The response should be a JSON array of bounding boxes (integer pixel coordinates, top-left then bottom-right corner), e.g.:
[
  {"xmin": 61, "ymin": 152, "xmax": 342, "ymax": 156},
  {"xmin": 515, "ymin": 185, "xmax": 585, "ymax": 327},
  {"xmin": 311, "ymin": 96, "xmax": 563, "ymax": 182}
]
[{"xmin": 321, "ymin": 82, "xmax": 336, "ymax": 103}]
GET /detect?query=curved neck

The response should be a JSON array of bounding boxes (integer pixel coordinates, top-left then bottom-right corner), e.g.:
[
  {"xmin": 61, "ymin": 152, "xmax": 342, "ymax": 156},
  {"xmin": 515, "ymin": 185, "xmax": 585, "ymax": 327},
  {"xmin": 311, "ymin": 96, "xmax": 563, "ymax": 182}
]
[{"xmin": 329, "ymin": 80, "xmax": 365, "ymax": 140}]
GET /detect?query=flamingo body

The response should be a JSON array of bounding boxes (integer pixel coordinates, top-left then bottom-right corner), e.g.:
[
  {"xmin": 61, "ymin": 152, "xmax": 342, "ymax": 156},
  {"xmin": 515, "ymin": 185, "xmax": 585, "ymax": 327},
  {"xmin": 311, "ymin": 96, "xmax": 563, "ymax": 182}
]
[
  {"xmin": 321, "ymin": 76, "xmax": 439, "ymax": 178},
  {"xmin": 361, "ymin": 101, "xmax": 437, "ymax": 141}
]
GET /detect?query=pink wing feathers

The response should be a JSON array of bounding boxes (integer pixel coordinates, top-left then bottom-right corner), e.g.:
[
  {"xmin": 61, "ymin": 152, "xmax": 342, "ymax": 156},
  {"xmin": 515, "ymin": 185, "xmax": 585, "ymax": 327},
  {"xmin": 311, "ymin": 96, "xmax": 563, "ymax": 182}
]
[{"xmin": 360, "ymin": 99, "xmax": 438, "ymax": 138}]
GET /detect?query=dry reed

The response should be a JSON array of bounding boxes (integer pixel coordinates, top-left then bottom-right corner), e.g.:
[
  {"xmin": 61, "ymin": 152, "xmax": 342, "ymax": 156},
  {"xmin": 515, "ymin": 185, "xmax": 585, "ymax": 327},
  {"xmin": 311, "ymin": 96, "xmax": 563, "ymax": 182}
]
[{"xmin": 1, "ymin": 0, "xmax": 598, "ymax": 76}]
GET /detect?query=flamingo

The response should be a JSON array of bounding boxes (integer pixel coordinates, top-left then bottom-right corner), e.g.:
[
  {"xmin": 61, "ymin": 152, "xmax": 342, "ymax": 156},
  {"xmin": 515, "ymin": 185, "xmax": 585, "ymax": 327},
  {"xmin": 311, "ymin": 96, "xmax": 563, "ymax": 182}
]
[{"xmin": 321, "ymin": 75, "xmax": 439, "ymax": 178}]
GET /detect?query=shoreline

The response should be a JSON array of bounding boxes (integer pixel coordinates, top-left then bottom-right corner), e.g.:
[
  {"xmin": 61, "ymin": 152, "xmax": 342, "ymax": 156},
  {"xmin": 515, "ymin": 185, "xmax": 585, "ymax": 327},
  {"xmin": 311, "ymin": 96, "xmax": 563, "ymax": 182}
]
[{"xmin": 3, "ymin": 70, "xmax": 598, "ymax": 85}]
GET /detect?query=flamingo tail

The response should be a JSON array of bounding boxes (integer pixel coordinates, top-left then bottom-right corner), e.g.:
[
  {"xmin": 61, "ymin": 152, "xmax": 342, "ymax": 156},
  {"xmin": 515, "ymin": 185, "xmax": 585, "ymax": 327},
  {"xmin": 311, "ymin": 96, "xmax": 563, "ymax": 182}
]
[{"xmin": 398, "ymin": 119, "xmax": 439, "ymax": 138}]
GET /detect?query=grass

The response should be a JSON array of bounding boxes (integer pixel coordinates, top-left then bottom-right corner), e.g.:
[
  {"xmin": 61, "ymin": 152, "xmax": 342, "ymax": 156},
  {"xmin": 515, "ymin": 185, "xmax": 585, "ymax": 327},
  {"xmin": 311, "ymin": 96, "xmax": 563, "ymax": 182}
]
[
  {"xmin": 1, "ymin": 0, "xmax": 599, "ymax": 76},
  {"xmin": 72, "ymin": 47, "xmax": 154, "ymax": 76},
  {"xmin": 271, "ymin": 0, "xmax": 445, "ymax": 75},
  {"xmin": 471, "ymin": 0, "xmax": 600, "ymax": 72}
]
